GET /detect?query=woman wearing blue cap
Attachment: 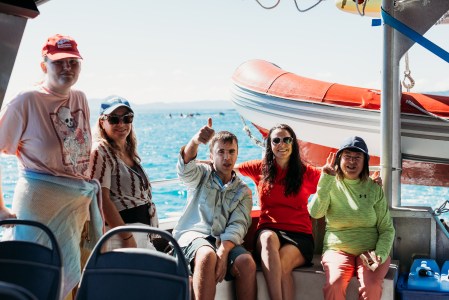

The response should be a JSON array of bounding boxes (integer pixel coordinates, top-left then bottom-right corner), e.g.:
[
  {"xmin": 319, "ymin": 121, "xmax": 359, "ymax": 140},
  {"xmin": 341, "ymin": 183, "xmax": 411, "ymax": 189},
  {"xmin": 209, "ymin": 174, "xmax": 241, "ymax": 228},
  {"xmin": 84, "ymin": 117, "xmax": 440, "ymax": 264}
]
[
  {"xmin": 308, "ymin": 136, "xmax": 395, "ymax": 300},
  {"xmin": 89, "ymin": 96, "xmax": 158, "ymax": 248}
]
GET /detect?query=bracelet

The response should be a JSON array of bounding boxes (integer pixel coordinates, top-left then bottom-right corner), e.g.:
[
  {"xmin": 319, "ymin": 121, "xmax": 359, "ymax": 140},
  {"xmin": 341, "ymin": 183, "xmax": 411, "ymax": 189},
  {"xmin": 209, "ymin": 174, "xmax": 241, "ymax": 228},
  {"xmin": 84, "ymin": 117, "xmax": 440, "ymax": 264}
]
[{"xmin": 123, "ymin": 234, "xmax": 133, "ymax": 241}]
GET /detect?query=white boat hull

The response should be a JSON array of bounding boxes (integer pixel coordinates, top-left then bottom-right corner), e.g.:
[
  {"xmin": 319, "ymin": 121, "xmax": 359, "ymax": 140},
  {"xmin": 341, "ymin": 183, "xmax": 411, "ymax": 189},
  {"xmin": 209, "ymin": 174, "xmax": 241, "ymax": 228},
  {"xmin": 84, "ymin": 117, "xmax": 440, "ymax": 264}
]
[{"xmin": 231, "ymin": 84, "xmax": 449, "ymax": 186}]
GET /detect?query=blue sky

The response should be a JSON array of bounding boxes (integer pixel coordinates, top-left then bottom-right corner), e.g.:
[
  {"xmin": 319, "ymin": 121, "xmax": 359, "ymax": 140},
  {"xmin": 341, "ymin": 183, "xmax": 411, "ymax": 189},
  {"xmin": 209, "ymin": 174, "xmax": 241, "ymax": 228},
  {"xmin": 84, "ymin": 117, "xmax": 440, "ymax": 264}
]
[{"xmin": 4, "ymin": 0, "xmax": 449, "ymax": 104}]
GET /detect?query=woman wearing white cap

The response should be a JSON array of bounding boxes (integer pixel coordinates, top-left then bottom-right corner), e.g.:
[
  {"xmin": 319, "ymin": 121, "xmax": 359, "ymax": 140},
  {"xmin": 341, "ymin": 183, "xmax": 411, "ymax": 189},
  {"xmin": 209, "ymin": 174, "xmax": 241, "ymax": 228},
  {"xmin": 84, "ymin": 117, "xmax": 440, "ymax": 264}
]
[
  {"xmin": 89, "ymin": 96, "xmax": 159, "ymax": 248},
  {"xmin": 0, "ymin": 34, "xmax": 103, "ymax": 299},
  {"xmin": 308, "ymin": 136, "xmax": 395, "ymax": 300}
]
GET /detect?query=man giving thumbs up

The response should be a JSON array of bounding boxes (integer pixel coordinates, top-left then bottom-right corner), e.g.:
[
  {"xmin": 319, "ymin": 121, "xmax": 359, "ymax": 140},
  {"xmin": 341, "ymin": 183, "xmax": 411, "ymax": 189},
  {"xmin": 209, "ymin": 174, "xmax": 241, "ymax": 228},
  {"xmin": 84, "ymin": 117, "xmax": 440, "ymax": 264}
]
[{"xmin": 172, "ymin": 118, "xmax": 257, "ymax": 300}]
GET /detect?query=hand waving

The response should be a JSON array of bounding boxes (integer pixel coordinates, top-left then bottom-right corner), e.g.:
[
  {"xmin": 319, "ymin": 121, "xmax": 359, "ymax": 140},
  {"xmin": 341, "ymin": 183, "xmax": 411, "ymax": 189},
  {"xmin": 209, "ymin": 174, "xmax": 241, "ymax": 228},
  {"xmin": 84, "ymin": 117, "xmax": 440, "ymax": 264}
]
[{"xmin": 322, "ymin": 152, "xmax": 337, "ymax": 176}]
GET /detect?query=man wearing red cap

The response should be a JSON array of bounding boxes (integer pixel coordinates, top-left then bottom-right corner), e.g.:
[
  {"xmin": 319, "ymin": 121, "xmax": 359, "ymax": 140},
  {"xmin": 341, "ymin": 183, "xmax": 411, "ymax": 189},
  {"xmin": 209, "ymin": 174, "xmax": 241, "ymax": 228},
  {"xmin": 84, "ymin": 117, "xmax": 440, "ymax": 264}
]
[
  {"xmin": 0, "ymin": 34, "xmax": 103, "ymax": 299},
  {"xmin": 41, "ymin": 34, "xmax": 83, "ymax": 93}
]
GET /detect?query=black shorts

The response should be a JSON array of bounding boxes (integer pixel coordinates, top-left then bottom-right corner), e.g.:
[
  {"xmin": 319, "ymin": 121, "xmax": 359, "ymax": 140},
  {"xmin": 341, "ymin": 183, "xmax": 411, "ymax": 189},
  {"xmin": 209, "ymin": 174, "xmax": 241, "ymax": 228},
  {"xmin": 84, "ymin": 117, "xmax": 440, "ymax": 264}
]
[
  {"xmin": 254, "ymin": 228, "xmax": 314, "ymax": 266},
  {"xmin": 119, "ymin": 203, "xmax": 152, "ymax": 225}
]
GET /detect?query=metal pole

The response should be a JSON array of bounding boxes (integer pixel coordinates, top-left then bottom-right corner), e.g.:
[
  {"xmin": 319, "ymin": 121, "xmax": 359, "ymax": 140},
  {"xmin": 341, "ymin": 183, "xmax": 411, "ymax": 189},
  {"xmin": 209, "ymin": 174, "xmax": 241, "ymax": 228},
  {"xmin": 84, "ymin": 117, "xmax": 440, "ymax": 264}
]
[
  {"xmin": 392, "ymin": 60, "xmax": 402, "ymax": 207},
  {"xmin": 381, "ymin": 0, "xmax": 395, "ymax": 207},
  {"xmin": 381, "ymin": 0, "xmax": 449, "ymax": 207}
]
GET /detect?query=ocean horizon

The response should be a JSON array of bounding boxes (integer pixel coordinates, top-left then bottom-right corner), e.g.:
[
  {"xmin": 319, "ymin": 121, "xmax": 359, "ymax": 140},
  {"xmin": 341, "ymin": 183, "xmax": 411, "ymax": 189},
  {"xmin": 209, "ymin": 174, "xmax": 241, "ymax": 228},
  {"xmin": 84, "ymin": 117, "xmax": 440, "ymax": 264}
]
[
  {"xmin": 88, "ymin": 98, "xmax": 231, "ymax": 114},
  {"xmin": 1, "ymin": 109, "xmax": 449, "ymax": 221}
]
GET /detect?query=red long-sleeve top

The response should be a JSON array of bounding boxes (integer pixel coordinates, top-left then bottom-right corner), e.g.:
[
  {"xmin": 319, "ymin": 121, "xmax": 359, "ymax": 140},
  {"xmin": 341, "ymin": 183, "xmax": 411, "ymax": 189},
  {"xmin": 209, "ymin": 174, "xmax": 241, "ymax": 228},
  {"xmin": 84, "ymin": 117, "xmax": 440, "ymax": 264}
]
[{"xmin": 239, "ymin": 160, "xmax": 321, "ymax": 234}]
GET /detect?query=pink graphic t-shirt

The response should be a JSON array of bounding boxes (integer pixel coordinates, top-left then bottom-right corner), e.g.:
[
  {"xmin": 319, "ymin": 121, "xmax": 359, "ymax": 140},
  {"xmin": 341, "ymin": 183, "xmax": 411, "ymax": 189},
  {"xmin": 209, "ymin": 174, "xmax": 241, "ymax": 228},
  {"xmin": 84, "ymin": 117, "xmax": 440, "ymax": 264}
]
[{"xmin": 0, "ymin": 85, "xmax": 92, "ymax": 179}]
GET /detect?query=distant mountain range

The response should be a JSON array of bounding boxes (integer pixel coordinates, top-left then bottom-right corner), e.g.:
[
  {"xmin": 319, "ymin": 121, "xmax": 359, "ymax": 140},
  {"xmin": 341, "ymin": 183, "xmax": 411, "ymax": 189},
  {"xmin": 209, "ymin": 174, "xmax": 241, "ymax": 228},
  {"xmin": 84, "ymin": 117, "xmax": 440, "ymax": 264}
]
[
  {"xmin": 89, "ymin": 89, "xmax": 449, "ymax": 114},
  {"xmin": 432, "ymin": 90, "xmax": 449, "ymax": 96},
  {"xmin": 88, "ymin": 98, "xmax": 233, "ymax": 114}
]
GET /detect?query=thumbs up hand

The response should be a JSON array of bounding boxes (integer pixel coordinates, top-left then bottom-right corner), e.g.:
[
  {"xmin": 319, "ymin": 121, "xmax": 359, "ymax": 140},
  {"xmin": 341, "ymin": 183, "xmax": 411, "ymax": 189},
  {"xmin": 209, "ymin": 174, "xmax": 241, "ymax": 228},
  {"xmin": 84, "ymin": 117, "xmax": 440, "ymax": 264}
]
[{"xmin": 193, "ymin": 118, "xmax": 215, "ymax": 145}]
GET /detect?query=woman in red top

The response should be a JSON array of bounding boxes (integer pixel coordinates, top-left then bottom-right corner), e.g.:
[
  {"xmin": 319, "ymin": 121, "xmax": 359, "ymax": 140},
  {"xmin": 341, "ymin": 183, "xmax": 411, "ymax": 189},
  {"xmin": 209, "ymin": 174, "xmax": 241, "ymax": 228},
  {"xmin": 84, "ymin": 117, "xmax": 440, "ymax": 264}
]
[{"xmin": 236, "ymin": 124, "xmax": 321, "ymax": 300}]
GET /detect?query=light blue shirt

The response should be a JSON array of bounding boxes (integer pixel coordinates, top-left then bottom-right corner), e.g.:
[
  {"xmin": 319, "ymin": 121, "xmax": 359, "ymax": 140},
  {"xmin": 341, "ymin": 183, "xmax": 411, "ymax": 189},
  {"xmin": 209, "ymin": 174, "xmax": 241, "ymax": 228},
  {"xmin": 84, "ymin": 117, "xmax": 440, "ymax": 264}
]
[{"xmin": 172, "ymin": 152, "xmax": 253, "ymax": 247}]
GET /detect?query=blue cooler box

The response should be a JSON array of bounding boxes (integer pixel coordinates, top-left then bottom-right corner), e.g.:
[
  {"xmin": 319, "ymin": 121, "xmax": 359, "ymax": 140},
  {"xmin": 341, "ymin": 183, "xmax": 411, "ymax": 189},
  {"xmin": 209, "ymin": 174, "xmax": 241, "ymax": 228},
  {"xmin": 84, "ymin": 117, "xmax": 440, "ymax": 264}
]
[{"xmin": 397, "ymin": 274, "xmax": 449, "ymax": 300}]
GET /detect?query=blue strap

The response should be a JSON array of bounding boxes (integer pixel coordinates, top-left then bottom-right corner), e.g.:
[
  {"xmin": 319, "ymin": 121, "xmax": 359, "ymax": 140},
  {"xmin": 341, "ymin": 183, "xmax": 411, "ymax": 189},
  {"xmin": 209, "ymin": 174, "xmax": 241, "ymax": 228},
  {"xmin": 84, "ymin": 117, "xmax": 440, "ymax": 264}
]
[
  {"xmin": 381, "ymin": 8, "xmax": 449, "ymax": 64},
  {"xmin": 372, "ymin": 18, "xmax": 382, "ymax": 27}
]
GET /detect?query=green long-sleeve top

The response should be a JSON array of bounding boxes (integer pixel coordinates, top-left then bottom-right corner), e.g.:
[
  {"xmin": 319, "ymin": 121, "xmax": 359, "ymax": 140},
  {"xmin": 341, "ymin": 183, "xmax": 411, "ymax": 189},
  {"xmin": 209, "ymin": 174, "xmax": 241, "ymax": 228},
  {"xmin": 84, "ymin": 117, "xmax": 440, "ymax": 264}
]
[{"xmin": 308, "ymin": 173, "xmax": 395, "ymax": 263}]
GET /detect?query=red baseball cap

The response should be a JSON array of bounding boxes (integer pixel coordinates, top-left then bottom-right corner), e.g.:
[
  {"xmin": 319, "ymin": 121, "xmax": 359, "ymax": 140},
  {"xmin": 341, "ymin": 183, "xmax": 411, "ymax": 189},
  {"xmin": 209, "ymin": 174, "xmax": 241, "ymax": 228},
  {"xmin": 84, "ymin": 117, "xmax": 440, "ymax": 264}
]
[{"xmin": 42, "ymin": 34, "xmax": 82, "ymax": 60}]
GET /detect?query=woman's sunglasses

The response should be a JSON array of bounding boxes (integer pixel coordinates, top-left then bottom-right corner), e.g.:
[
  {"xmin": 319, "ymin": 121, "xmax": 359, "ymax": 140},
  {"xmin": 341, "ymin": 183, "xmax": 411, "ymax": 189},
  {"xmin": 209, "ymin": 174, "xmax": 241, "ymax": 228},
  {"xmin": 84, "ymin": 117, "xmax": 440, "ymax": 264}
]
[
  {"xmin": 271, "ymin": 137, "xmax": 293, "ymax": 145},
  {"xmin": 101, "ymin": 113, "xmax": 134, "ymax": 125}
]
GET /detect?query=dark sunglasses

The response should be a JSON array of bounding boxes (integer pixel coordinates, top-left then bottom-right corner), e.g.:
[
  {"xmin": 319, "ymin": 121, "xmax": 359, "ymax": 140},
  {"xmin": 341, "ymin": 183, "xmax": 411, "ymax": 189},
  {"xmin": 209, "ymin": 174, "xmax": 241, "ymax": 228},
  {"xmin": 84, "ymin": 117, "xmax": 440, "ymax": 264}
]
[
  {"xmin": 102, "ymin": 113, "xmax": 134, "ymax": 125},
  {"xmin": 271, "ymin": 137, "xmax": 293, "ymax": 145}
]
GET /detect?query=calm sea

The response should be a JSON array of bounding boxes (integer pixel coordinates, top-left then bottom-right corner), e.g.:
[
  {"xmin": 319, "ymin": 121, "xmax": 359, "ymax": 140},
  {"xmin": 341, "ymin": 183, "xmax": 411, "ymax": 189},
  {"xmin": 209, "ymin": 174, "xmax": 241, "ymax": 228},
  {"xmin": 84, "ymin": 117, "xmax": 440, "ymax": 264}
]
[{"xmin": 1, "ymin": 109, "xmax": 449, "ymax": 221}]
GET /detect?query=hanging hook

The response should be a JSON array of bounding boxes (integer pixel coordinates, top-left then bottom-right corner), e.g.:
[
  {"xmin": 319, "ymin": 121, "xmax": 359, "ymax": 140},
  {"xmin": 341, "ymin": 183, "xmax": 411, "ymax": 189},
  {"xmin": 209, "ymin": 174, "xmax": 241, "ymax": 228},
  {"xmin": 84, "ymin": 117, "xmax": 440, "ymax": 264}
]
[
  {"xmin": 402, "ymin": 72, "xmax": 415, "ymax": 92},
  {"xmin": 402, "ymin": 52, "xmax": 415, "ymax": 92}
]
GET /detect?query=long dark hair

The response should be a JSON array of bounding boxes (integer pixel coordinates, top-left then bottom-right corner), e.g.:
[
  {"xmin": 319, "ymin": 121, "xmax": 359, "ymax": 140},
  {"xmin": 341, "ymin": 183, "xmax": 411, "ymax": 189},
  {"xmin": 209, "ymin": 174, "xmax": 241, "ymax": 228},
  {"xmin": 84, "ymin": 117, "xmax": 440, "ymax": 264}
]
[{"xmin": 262, "ymin": 124, "xmax": 305, "ymax": 196}]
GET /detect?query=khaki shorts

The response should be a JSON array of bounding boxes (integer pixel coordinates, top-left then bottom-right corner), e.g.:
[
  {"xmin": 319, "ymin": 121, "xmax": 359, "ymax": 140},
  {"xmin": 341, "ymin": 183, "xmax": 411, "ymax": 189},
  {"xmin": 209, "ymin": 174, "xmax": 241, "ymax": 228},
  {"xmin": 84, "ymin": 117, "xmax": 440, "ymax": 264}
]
[{"xmin": 181, "ymin": 235, "xmax": 249, "ymax": 281}]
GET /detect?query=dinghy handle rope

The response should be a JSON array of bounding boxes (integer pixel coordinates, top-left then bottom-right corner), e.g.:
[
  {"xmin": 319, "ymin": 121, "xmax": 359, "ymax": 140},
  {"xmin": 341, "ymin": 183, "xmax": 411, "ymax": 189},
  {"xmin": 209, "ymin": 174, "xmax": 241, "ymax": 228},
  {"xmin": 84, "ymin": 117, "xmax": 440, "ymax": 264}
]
[
  {"xmin": 355, "ymin": 0, "xmax": 368, "ymax": 17},
  {"xmin": 293, "ymin": 0, "xmax": 325, "ymax": 13},
  {"xmin": 254, "ymin": 0, "xmax": 280, "ymax": 9},
  {"xmin": 239, "ymin": 115, "xmax": 265, "ymax": 148},
  {"xmin": 433, "ymin": 200, "xmax": 449, "ymax": 216},
  {"xmin": 402, "ymin": 52, "xmax": 415, "ymax": 92},
  {"xmin": 254, "ymin": 0, "xmax": 325, "ymax": 13},
  {"xmin": 405, "ymin": 100, "xmax": 449, "ymax": 123}
]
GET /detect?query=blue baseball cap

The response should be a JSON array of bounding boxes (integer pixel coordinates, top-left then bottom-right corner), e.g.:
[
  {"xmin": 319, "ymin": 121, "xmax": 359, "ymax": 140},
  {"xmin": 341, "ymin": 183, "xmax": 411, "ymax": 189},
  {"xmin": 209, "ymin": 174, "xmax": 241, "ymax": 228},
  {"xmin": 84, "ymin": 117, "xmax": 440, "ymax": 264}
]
[
  {"xmin": 100, "ymin": 96, "xmax": 134, "ymax": 115},
  {"xmin": 336, "ymin": 136, "xmax": 370, "ymax": 161}
]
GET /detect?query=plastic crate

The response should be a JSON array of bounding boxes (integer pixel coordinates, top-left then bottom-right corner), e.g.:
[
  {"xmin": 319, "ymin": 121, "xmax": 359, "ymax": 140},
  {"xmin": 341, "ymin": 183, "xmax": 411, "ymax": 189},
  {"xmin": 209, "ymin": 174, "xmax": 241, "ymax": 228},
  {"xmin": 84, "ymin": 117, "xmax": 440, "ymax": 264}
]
[
  {"xmin": 397, "ymin": 274, "xmax": 449, "ymax": 300},
  {"xmin": 442, "ymin": 261, "xmax": 449, "ymax": 292},
  {"xmin": 408, "ymin": 259, "xmax": 440, "ymax": 291}
]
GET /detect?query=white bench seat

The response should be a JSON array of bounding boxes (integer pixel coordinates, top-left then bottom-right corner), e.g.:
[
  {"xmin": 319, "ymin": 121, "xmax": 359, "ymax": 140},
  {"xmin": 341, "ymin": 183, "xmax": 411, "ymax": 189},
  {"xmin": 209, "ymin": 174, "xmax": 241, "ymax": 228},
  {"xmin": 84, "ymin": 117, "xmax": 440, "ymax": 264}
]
[
  {"xmin": 216, "ymin": 255, "xmax": 399, "ymax": 300},
  {"xmin": 215, "ymin": 213, "xmax": 398, "ymax": 299}
]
